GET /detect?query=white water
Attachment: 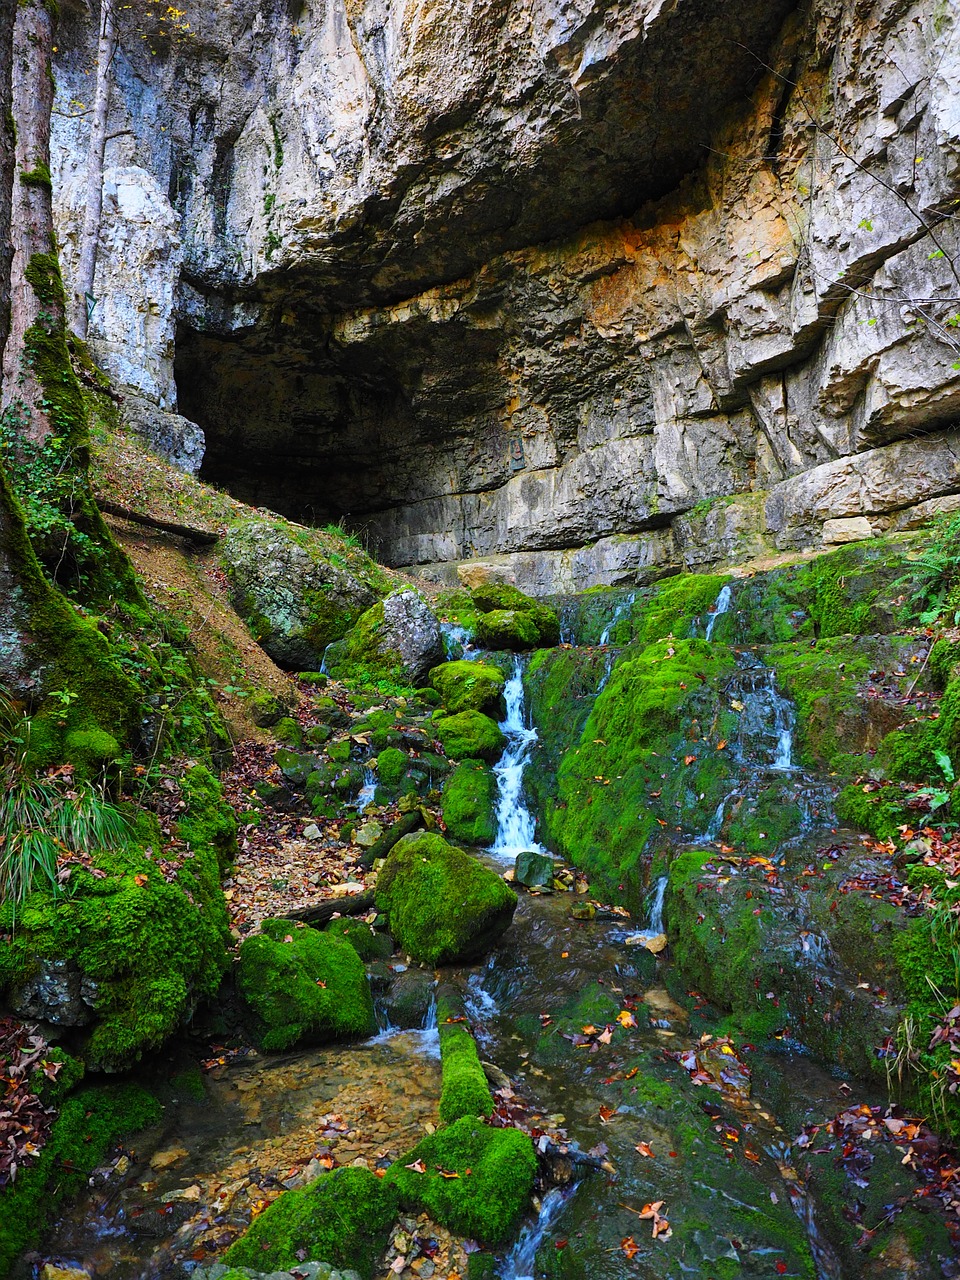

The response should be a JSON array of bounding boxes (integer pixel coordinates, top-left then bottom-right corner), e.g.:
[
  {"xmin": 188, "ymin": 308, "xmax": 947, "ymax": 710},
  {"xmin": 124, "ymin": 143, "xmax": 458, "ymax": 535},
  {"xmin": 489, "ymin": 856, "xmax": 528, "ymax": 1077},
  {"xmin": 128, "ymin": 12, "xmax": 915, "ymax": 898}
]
[
  {"xmin": 624, "ymin": 874, "xmax": 668, "ymax": 946},
  {"xmin": 499, "ymin": 1185, "xmax": 578, "ymax": 1280},
  {"xmin": 355, "ymin": 767, "xmax": 377, "ymax": 808},
  {"xmin": 598, "ymin": 592, "xmax": 636, "ymax": 646},
  {"xmin": 704, "ymin": 582, "xmax": 734, "ymax": 641},
  {"xmin": 440, "ymin": 621, "xmax": 479, "ymax": 660},
  {"xmin": 488, "ymin": 658, "xmax": 547, "ymax": 861},
  {"xmin": 371, "ymin": 992, "xmax": 440, "ymax": 1058}
]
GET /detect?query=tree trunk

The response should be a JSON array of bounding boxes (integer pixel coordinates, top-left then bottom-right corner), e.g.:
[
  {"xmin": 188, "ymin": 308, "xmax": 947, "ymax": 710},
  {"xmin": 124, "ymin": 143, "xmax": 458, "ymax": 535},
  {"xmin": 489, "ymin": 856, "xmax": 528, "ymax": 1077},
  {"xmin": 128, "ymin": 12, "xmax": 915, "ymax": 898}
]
[
  {"xmin": 0, "ymin": 0, "xmax": 14, "ymax": 374},
  {"xmin": 0, "ymin": 0, "xmax": 60, "ymax": 442},
  {"xmin": 74, "ymin": 0, "xmax": 116, "ymax": 340}
]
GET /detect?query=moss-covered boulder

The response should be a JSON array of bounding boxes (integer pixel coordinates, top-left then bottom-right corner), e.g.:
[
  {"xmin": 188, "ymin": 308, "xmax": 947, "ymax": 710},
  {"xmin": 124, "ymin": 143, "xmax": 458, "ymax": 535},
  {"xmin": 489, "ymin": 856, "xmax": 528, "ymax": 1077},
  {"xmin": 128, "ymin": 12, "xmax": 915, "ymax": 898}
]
[
  {"xmin": 435, "ymin": 710, "xmax": 505, "ymax": 761},
  {"xmin": 375, "ymin": 833, "xmax": 517, "ymax": 964},
  {"xmin": 442, "ymin": 759, "xmax": 497, "ymax": 845},
  {"xmin": 237, "ymin": 919, "xmax": 376, "ymax": 1051},
  {"xmin": 325, "ymin": 916, "xmax": 394, "ymax": 961},
  {"xmin": 0, "ymin": 766, "xmax": 233, "ymax": 1071},
  {"xmin": 475, "ymin": 608, "xmax": 540, "ymax": 651},
  {"xmin": 223, "ymin": 516, "xmax": 388, "ymax": 669},
  {"xmin": 223, "ymin": 1166, "xmax": 397, "ymax": 1278},
  {"xmin": 324, "ymin": 588, "xmax": 444, "ymax": 686},
  {"xmin": 470, "ymin": 583, "xmax": 560, "ymax": 650},
  {"xmin": 386, "ymin": 1117, "xmax": 536, "ymax": 1246},
  {"xmin": 376, "ymin": 746, "xmax": 409, "ymax": 788},
  {"xmin": 430, "ymin": 660, "xmax": 505, "ymax": 715},
  {"xmin": 438, "ymin": 993, "xmax": 494, "ymax": 1123}
]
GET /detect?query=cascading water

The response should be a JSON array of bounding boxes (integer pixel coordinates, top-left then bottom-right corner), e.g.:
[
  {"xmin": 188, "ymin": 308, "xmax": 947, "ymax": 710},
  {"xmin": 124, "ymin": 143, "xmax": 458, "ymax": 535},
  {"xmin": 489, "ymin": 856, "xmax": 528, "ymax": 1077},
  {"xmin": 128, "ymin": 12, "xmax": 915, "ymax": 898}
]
[
  {"xmin": 441, "ymin": 621, "xmax": 479, "ymax": 661},
  {"xmin": 598, "ymin": 592, "xmax": 636, "ymax": 646},
  {"xmin": 355, "ymin": 766, "xmax": 377, "ymax": 808},
  {"xmin": 624, "ymin": 874, "xmax": 667, "ymax": 946},
  {"xmin": 499, "ymin": 1185, "xmax": 579, "ymax": 1280},
  {"xmin": 489, "ymin": 657, "xmax": 546, "ymax": 860},
  {"xmin": 704, "ymin": 582, "xmax": 734, "ymax": 641}
]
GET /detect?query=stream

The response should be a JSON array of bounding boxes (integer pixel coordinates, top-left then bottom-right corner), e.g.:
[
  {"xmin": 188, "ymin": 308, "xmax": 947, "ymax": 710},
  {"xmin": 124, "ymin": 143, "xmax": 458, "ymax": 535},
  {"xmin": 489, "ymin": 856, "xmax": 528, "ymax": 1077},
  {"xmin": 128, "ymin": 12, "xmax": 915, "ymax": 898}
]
[{"xmin": 28, "ymin": 584, "xmax": 896, "ymax": 1280}]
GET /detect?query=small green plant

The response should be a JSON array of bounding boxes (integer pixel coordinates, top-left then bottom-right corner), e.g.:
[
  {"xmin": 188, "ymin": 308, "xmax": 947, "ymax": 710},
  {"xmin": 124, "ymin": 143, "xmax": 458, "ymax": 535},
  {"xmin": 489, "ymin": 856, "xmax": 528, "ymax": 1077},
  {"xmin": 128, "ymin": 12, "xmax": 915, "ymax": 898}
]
[
  {"xmin": 0, "ymin": 694, "xmax": 130, "ymax": 917},
  {"xmin": 899, "ymin": 510, "xmax": 960, "ymax": 625}
]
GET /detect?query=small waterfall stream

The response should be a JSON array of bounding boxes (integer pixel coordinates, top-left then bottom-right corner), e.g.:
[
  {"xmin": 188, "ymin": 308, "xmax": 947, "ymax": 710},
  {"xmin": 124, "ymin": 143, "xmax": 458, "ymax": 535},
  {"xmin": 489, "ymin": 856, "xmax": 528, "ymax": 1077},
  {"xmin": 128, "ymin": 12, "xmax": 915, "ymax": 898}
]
[
  {"xmin": 489, "ymin": 657, "xmax": 546, "ymax": 860},
  {"xmin": 704, "ymin": 581, "xmax": 734, "ymax": 641},
  {"xmin": 499, "ymin": 1185, "xmax": 579, "ymax": 1280}
]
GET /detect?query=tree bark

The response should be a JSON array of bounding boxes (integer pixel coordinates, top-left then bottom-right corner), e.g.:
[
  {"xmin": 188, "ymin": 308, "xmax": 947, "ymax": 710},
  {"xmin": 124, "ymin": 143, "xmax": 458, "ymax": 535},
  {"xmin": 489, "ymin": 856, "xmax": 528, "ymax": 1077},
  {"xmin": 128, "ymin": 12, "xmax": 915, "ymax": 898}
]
[
  {"xmin": 0, "ymin": 0, "xmax": 60, "ymax": 441},
  {"xmin": 74, "ymin": 0, "xmax": 116, "ymax": 339},
  {"xmin": 0, "ymin": 0, "xmax": 14, "ymax": 374}
]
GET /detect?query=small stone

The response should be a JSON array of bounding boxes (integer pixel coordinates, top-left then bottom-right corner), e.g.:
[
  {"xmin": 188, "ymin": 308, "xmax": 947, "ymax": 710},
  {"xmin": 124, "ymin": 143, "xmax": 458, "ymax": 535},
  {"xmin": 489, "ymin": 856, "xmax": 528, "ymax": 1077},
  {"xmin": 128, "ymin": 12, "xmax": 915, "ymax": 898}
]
[
  {"xmin": 514, "ymin": 850, "xmax": 555, "ymax": 888},
  {"xmin": 41, "ymin": 1267, "xmax": 92, "ymax": 1280},
  {"xmin": 303, "ymin": 823, "xmax": 322, "ymax": 840},
  {"xmin": 354, "ymin": 820, "xmax": 385, "ymax": 848},
  {"xmin": 149, "ymin": 1145, "xmax": 188, "ymax": 1170}
]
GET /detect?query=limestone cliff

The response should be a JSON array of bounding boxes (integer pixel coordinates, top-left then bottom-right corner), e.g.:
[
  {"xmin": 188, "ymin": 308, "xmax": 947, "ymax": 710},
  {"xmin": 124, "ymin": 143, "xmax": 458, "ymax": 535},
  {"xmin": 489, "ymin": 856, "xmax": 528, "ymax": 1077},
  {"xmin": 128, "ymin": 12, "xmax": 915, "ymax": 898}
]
[{"xmin": 51, "ymin": 0, "xmax": 960, "ymax": 591}]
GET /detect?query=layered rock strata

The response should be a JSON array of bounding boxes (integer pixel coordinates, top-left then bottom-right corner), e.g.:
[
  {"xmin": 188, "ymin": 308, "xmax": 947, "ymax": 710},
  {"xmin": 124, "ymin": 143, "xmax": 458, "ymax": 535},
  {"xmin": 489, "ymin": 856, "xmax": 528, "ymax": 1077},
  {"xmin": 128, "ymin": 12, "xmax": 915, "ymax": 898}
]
[{"xmin": 50, "ymin": 0, "xmax": 960, "ymax": 591}]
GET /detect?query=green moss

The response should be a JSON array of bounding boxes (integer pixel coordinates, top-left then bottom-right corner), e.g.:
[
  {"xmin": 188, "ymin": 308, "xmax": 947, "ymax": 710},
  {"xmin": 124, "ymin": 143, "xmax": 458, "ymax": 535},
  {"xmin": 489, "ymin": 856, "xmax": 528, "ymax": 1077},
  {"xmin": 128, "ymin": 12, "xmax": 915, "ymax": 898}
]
[
  {"xmin": 0, "ymin": 1082, "xmax": 161, "ymax": 1274},
  {"xmin": 20, "ymin": 162, "xmax": 52, "ymax": 190},
  {"xmin": 325, "ymin": 916, "xmax": 394, "ymax": 961},
  {"xmin": 435, "ymin": 710, "xmax": 505, "ymax": 762},
  {"xmin": 476, "ymin": 608, "xmax": 540, "ymax": 650},
  {"xmin": 273, "ymin": 715, "xmax": 303, "ymax": 747},
  {"xmin": 375, "ymin": 833, "xmax": 517, "ymax": 965},
  {"xmin": 430, "ymin": 660, "xmax": 506, "ymax": 715},
  {"xmin": 223, "ymin": 1165, "xmax": 397, "ymax": 1278},
  {"xmin": 249, "ymin": 689, "xmax": 283, "ymax": 727},
  {"xmin": 438, "ymin": 995, "xmax": 494, "ymax": 1123},
  {"xmin": 377, "ymin": 746, "xmax": 409, "ymax": 788},
  {"xmin": 442, "ymin": 759, "xmax": 497, "ymax": 846},
  {"xmin": 237, "ymin": 919, "xmax": 376, "ymax": 1051},
  {"xmin": 63, "ymin": 726, "xmax": 121, "ymax": 776},
  {"xmin": 546, "ymin": 638, "xmax": 737, "ymax": 901},
  {"xmin": 386, "ymin": 1117, "xmax": 536, "ymax": 1246},
  {"xmin": 630, "ymin": 573, "xmax": 731, "ymax": 644},
  {"xmin": 0, "ymin": 784, "xmax": 230, "ymax": 1070}
]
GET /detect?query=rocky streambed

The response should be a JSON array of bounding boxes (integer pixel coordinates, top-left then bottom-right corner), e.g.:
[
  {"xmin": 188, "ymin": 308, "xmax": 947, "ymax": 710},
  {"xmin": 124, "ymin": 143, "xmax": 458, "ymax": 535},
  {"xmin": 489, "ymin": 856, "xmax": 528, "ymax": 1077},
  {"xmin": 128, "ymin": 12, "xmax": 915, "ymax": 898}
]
[{"xmin": 13, "ymin": 536, "xmax": 960, "ymax": 1280}]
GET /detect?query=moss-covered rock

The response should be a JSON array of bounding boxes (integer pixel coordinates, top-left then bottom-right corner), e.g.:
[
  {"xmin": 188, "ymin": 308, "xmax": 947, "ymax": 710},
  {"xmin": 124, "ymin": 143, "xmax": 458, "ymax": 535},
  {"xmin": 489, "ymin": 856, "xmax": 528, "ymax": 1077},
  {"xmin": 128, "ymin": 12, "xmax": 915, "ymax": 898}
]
[
  {"xmin": 0, "ymin": 768, "xmax": 233, "ymax": 1070},
  {"xmin": 375, "ymin": 833, "xmax": 517, "ymax": 964},
  {"xmin": 386, "ymin": 1117, "xmax": 536, "ymax": 1246},
  {"xmin": 223, "ymin": 516, "xmax": 389, "ymax": 669},
  {"xmin": 442, "ymin": 759, "xmax": 497, "ymax": 845},
  {"xmin": 435, "ymin": 710, "xmax": 505, "ymax": 762},
  {"xmin": 324, "ymin": 589, "xmax": 444, "ymax": 687},
  {"xmin": 438, "ymin": 993, "xmax": 494, "ymax": 1123},
  {"xmin": 476, "ymin": 608, "xmax": 541, "ymax": 651},
  {"xmin": 544, "ymin": 638, "xmax": 738, "ymax": 902},
  {"xmin": 377, "ymin": 746, "xmax": 409, "ymax": 788},
  {"xmin": 237, "ymin": 919, "xmax": 376, "ymax": 1051},
  {"xmin": 430, "ymin": 660, "xmax": 506, "ymax": 715},
  {"xmin": 325, "ymin": 916, "xmax": 394, "ymax": 961},
  {"xmin": 223, "ymin": 1166, "xmax": 397, "ymax": 1278}
]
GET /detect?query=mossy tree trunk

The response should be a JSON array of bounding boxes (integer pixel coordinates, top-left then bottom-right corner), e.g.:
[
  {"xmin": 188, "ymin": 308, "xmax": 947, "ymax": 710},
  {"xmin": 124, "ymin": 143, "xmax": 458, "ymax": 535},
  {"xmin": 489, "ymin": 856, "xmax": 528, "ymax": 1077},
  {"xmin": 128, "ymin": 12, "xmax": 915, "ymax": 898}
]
[{"xmin": 1, "ymin": 0, "xmax": 59, "ymax": 440}]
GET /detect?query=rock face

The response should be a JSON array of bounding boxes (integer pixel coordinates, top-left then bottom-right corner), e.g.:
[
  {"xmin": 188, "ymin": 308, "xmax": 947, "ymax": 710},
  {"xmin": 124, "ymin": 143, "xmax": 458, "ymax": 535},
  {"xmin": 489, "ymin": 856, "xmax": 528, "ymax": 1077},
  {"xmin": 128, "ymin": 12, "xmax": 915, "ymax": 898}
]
[{"xmin": 50, "ymin": 1, "xmax": 960, "ymax": 589}]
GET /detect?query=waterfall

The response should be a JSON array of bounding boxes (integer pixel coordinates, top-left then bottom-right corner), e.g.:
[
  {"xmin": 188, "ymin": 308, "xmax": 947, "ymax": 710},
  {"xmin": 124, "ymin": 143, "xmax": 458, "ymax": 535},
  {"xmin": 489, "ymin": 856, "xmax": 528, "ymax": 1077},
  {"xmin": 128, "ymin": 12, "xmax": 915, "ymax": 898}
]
[
  {"xmin": 729, "ymin": 657, "xmax": 796, "ymax": 772},
  {"xmin": 646, "ymin": 874, "xmax": 667, "ymax": 934},
  {"xmin": 499, "ymin": 1185, "xmax": 578, "ymax": 1280},
  {"xmin": 355, "ymin": 767, "xmax": 377, "ymax": 808},
  {"xmin": 489, "ymin": 658, "xmax": 546, "ymax": 860},
  {"xmin": 440, "ymin": 621, "xmax": 479, "ymax": 661},
  {"xmin": 598, "ymin": 592, "xmax": 636, "ymax": 646},
  {"xmin": 624, "ymin": 874, "xmax": 668, "ymax": 946},
  {"xmin": 704, "ymin": 582, "xmax": 734, "ymax": 641}
]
